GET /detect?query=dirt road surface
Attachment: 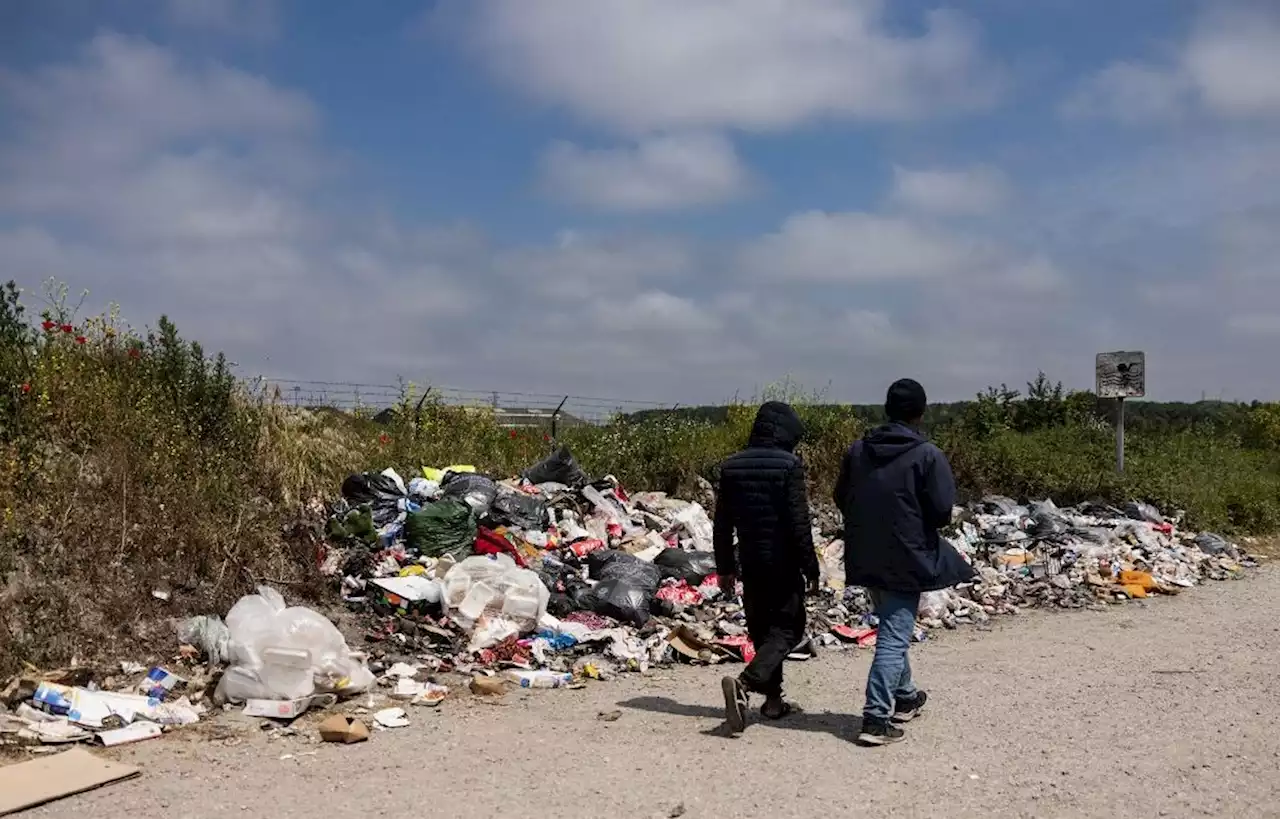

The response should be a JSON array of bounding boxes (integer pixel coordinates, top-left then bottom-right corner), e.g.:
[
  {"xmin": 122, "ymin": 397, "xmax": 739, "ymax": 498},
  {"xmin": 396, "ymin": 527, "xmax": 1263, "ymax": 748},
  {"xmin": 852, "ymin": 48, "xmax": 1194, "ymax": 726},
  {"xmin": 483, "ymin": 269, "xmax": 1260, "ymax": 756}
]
[{"xmin": 25, "ymin": 566, "xmax": 1280, "ymax": 819}]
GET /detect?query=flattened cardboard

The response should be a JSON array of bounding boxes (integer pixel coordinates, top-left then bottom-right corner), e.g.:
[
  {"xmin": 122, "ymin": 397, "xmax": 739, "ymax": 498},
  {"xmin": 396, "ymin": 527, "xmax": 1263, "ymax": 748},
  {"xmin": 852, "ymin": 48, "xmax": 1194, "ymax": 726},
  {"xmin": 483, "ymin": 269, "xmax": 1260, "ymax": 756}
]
[{"xmin": 0, "ymin": 748, "xmax": 140, "ymax": 816}]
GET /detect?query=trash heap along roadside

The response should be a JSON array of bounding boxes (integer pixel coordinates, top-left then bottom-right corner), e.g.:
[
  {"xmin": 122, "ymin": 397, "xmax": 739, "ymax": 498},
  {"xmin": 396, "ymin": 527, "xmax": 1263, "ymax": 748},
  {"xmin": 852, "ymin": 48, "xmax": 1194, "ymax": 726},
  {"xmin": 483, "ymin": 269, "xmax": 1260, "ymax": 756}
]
[{"xmin": 0, "ymin": 447, "xmax": 1256, "ymax": 756}]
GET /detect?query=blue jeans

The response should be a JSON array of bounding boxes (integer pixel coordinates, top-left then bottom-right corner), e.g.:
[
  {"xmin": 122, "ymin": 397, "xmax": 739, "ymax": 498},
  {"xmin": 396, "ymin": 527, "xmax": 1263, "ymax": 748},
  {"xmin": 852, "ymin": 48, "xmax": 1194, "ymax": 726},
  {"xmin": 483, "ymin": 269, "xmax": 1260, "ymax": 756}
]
[{"xmin": 863, "ymin": 589, "xmax": 920, "ymax": 722}]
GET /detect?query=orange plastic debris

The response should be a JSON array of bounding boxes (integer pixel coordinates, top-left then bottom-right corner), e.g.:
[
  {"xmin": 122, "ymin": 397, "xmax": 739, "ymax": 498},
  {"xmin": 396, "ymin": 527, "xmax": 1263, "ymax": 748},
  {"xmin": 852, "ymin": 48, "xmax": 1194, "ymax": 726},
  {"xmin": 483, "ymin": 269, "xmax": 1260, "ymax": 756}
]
[{"xmin": 1118, "ymin": 570, "xmax": 1158, "ymax": 591}]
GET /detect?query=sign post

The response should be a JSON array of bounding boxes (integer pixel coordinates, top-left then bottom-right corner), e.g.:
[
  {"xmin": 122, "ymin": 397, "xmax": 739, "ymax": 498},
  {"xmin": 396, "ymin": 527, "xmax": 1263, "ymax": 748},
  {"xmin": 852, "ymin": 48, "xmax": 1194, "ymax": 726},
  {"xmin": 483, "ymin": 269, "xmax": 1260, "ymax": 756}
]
[{"xmin": 1095, "ymin": 351, "xmax": 1145, "ymax": 473}]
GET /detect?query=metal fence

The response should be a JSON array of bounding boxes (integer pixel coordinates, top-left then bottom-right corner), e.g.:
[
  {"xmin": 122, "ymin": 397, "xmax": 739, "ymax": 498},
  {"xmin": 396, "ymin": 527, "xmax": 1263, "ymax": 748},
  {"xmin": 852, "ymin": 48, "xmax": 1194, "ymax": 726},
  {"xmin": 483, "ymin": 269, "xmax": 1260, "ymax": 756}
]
[{"xmin": 251, "ymin": 378, "xmax": 675, "ymax": 425}]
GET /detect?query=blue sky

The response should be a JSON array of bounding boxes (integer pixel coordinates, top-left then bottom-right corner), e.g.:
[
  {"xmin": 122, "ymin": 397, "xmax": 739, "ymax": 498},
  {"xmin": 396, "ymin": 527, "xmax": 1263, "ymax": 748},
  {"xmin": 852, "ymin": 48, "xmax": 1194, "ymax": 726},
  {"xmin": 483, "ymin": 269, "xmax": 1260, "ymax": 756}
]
[{"xmin": 2, "ymin": 0, "xmax": 1279, "ymax": 407}]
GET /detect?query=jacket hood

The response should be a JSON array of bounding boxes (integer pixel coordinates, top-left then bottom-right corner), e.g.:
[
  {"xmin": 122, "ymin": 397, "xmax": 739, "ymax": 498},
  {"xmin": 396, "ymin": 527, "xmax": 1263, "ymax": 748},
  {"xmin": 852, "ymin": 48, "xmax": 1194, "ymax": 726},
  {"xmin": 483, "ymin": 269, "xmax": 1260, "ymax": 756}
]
[
  {"xmin": 863, "ymin": 422, "xmax": 927, "ymax": 463},
  {"xmin": 748, "ymin": 401, "xmax": 804, "ymax": 452}
]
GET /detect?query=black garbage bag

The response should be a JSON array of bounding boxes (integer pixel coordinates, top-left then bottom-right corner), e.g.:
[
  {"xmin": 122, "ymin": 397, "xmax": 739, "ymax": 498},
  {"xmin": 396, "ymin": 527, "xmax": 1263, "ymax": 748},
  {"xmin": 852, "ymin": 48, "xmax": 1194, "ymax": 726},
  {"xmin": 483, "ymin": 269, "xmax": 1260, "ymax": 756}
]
[
  {"xmin": 1194, "ymin": 532, "xmax": 1231, "ymax": 555},
  {"xmin": 565, "ymin": 580, "xmax": 595, "ymax": 613},
  {"xmin": 341, "ymin": 472, "xmax": 407, "ymax": 528},
  {"xmin": 1026, "ymin": 501, "xmax": 1069, "ymax": 538},
  {"xmin": 589, "ymin": 578, "xmax": 655, "ymax": 627},
  {"xmin": 547, "ymin": 592, "xmax": 575, "ymax": 617},
  {"xmin": 653, "ymin": 548, "xmax": 717, "ymax": 585},
  {"xmin": 486, "ymin": 487, "xmax": 548, "ymax": 531},
  {"xmin": 522, "ymin": 446, "xmax": 589, "ymax": 488},
  {"xmin": 441, "ymin": 473, "xmax": 499, "ymax": 517},
  {"xmin": 586, "ymin": 549, "xmax": 626, "ymax": 581},
  {"xmin": 586, "ymin": 550, "xmax": 660, "ymax": 588}
]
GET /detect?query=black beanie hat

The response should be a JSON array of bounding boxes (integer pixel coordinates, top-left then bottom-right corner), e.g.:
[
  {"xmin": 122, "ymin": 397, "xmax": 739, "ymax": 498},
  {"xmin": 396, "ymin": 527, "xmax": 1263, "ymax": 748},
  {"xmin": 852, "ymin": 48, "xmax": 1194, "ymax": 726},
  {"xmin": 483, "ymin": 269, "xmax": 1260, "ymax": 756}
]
[{"xmin": 885, "ymin": 378, "xmax": 927, "ymax": 423}]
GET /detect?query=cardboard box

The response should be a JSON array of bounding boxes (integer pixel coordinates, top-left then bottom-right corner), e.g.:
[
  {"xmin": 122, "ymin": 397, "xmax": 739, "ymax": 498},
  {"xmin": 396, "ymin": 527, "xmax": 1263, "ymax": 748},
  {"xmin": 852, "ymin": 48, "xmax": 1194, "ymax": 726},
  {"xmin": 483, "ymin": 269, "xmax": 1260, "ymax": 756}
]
[
  {"xmin": 317, "ymin": 715, "xmax": 369, "ymax": 744},
  {"xmin": 243, "ymin": 697, "xmax": 315, "ymax": 720}
]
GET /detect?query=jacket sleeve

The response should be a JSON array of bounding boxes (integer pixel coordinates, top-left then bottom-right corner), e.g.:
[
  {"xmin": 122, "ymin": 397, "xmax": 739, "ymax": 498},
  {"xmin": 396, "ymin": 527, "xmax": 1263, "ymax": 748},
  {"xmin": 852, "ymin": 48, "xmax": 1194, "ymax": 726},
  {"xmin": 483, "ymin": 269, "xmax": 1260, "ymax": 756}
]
[
  {"xmin": 713, "ymin": 477, "xmax": 737, "ymax": 577},
  {"xmin": 921, "ymin": 446, "xmax": 956, "ymax": 530},
  {"xmin": 787, "ymin": 460, "xmax": 820, "ymax": 582}
]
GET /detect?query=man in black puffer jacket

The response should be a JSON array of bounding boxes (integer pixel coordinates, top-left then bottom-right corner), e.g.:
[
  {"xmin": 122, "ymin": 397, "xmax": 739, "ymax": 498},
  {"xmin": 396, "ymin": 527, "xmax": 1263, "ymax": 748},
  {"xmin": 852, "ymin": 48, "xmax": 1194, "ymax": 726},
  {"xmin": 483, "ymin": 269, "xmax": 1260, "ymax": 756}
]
[
  {"xmin": 713, "ymin": 401, "xmax": 818, "ymax": 733},
  {"xmin": 834, "ymin": 379, "xmax": 975, "ymax": 746}
]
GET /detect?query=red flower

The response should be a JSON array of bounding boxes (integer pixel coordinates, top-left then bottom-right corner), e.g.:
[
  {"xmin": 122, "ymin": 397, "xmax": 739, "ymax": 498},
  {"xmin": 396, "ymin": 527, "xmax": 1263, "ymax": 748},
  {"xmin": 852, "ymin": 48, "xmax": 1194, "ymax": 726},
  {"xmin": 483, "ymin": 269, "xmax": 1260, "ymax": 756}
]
[
  {"xmin": 508, "ymin": 429, "xmax": 518, "ymax": 439},
  {"xmin": 20, "ymin": 383, "xmax": 31, "ymax": 395},
  {"xmin": 378, "ymin": 433, "xmax": 391, "ymax": 446},
  {"xmin": 543, "ymin": 433, "xmax": 551, "ymax": 442},
  {"xmin": 127, "ymin": 348, "xmax": 141, "ymax": 360},
  {"xmin": 60, "ymin": 324, "xmax": 73, "ymax": 334},
  {"xmin": 41, "ymin": 321, "xmax": 55, "ymax": 332},
  {"xmin": 74, "ymin": 336, "xmax": 86, "ymax": 345}
]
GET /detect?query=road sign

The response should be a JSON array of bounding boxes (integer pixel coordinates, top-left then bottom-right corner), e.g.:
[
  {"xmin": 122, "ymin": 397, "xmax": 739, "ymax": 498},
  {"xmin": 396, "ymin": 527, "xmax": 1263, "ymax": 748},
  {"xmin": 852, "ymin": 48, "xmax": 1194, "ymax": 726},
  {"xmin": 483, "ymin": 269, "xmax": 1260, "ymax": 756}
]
[
  {"xmin": 1096, "ymin": 351, "xmax": 1145, "ymax": 473},
  {"xmin": 1096, "ymin": 351, "xmax": 1145, "ymax": 399}
]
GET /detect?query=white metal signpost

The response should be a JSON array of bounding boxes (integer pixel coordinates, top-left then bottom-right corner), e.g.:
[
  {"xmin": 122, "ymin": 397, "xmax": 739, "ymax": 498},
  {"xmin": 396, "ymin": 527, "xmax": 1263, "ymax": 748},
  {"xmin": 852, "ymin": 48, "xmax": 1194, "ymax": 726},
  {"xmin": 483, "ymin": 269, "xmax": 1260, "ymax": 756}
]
[{"xmin": 1096, "ymin": 351, "xmax": 1146, "ymax": 472}]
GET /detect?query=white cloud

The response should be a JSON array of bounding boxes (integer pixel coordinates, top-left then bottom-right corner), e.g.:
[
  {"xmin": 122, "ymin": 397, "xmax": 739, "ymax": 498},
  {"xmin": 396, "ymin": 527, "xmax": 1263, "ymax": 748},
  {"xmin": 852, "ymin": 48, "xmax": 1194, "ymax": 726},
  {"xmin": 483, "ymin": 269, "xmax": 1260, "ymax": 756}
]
[
  {"xmin": 1185, "ymin": 7, "xmax": 1280, "ymax": 118},
  {"xmin": 1065, "ymin": 5, "xmax": 1280, "ymax": 123},
  {"xmin": 741, "ymin": 211, "xmax": 1000, "ymax": 283},
  {"xmin": 1061, "ymin": 61, "xmax": 1189, "ymax": 123},
  {"xmin": 446, "ymin": 0, "xmax": 1003, "ymax": 133},
  {"xmin": 162, "ymin": 0, "xmax": 281, "ymax": 38},
  {"xmin": 5, "ymin": 27, "xmax": 1280, "ymax": 405},
  {"xmin": 538, "ymin": 133, "xmax": 750, "ymax": 211},
  {"xmin": 890, "ymin": 164, "xmax": 1011, "ymax": 216}
]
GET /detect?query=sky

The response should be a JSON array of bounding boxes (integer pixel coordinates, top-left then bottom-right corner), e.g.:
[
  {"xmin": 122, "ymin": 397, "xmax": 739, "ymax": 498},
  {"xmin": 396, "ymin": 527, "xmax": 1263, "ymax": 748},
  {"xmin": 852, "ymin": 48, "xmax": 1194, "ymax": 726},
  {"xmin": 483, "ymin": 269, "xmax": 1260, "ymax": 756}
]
[{"xmin": 2, "ymin": 0, "xmax": 1279, "ymax": 407}]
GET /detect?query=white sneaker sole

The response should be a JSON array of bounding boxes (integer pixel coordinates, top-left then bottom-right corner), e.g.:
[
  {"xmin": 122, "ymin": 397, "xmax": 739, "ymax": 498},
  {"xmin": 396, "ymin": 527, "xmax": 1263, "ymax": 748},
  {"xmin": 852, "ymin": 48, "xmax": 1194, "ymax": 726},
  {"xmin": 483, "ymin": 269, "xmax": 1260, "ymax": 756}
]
[{"xmin": 857, "ymin": 730, "xmax": 905, "ymax": 746}]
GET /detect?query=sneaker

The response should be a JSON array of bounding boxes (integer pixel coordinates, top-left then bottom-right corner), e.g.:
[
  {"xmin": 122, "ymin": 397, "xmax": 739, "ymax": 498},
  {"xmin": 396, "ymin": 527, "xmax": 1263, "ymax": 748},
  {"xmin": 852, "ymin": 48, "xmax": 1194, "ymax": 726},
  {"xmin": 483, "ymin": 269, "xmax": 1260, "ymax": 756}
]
[
  {"xmin": 892, "ymin": 690, "xmax": 928, "ymax": 723},
  {"xmin": 857, "ymin": 718, "xmax": 905, "ymax": 746},
  {"xmin": 721, "ymin": 677, "xmax": 748, "ymax": 734}
]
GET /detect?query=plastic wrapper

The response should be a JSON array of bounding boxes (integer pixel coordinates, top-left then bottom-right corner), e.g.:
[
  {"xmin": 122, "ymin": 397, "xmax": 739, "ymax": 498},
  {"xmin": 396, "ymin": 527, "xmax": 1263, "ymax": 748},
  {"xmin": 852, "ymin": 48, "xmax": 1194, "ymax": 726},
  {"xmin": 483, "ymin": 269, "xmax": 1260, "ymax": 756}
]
[
  {"xmin": 981, "ymin": 495, "xmax": 1022, "ymax": 516},
  {"xmin": 653, "ymin": 548, "xmax": 717, "ymax": 585},
  {"xmin": 404, "ymin": 500, "xmax": 476, "ymax": 558},
  {"xmin": 1027, "ymin": 500, "xmax": 1069, "ymax": 538},
  {"xmin": 176, "ymin": 615, "xmax": 231, "ymax": 666},
  {"xmin": 1194, "ymin": 532, "xmax": 1231, "ymax": 555},
  {"xmin": 522, "ymin": 446, "xmax": 589, "ymax": 488},
  {"xmin": 441, "ymin": 473, "xmax": 499, "ymax": 517}
]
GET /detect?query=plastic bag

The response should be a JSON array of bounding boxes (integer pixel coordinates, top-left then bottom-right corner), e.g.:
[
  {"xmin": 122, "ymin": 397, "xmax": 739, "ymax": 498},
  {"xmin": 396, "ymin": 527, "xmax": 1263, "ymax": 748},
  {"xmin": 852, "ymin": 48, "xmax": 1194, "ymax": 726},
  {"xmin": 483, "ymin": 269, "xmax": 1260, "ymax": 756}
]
[
  {"xmin": 586, "ymin": 550, "xmax": 661, "ymax": 591},
  {"xmin": 341, "ymin": 469, "xmax": 408, "ymax": 528},
  {"xmin": 177, "ymin": 615, "xmax": 231, "ymax": 666},
  {"xmin": 589, "ymin": 578, "xmax": 656, "ymax": 627},
  {"xmin": 440, "ymin": 554, "xmax": 549, "ymax": 633},
  {"xmin": 522, "ymin": 446, "xmax": 589, "ymax": 488},
  {"xmin": 918, "ymin": 590, "xmax": 950, "ymax": 620},
  {"xmin": 407, "ymin": 477, "xmax": 441, "ymax": 502},
  {"xmin": 441, "ymin": 474, "xmax": 499, "ymax": 517},
  {"xmin": 672, "ymin": 503, "xmax": 715, "ymax": 551},
  {"xmin": 653, "ymin": 548, "xmax": 716, "ymax": 585},
  {"xmin": 486, "ymin": 487, "xmax": 548, "ymax": 531},
  {"xmin": 1125, "ymin": 501, "xmax": 1165, "ymax": 524},
  {"xmin": 982, "ymin": 496, "xmax": 1021, "ymax": 516},
  {"xmin": 222, "ymin": 586, "xmax": 373, "ymax": 702},
  {"xmin": 1194, "ymin": 532, "xmax": 1231, "ymax": 555},
  {"xmin": 1027, "ymin": 500, "xmax": 1068, "ymax": 538},
  {"xmin": 404, "ymin": 500, "xmax": 476, "ymax": 558}
]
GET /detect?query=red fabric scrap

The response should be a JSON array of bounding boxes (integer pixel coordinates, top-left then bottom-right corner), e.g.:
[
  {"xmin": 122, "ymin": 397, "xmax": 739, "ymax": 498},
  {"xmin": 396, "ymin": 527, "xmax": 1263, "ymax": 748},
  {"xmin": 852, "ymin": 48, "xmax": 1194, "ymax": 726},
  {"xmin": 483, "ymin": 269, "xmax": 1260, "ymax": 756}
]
[{"xmin": 474, "ymin": 527, "xmax": 528, "ymax": 567}]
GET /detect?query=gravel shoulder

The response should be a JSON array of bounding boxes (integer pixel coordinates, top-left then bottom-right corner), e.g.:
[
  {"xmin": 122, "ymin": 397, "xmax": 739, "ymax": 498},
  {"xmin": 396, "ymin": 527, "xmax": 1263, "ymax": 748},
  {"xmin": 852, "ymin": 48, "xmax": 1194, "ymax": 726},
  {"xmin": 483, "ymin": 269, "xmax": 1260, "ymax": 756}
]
[{"xmin": 25, "ymin": 566, "xmax": 1280, "ymax": 819}]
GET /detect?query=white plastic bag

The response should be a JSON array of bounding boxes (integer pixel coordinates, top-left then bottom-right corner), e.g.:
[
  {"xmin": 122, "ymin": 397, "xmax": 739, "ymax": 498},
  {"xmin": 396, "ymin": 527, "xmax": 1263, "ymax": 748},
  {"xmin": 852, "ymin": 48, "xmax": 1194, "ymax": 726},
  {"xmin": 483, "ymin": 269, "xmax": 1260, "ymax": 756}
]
[
  {"xmin": 220, "ymin": 586, "xmax": 373, "ymax": 702},
  {"xmin": 674, "ymin": 503, "xmax": 715, "ymax": 551}
]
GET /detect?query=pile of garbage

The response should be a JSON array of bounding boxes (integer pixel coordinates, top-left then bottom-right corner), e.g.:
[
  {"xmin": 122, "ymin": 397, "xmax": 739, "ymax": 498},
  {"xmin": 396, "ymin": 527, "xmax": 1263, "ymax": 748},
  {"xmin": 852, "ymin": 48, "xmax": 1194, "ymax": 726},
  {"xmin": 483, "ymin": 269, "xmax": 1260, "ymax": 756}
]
[{"xmin": 1, "ymin": 448, "xmax": 1256, "ymax": 751}]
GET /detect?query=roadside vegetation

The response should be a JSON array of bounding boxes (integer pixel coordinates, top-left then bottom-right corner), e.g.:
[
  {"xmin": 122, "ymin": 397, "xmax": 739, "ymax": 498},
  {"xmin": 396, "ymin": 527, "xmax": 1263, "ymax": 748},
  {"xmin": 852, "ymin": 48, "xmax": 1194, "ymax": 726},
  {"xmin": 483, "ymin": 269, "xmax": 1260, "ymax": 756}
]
[{"xmin": 2, "ymin": 280, "xmax": 1277, "ymax": 674}]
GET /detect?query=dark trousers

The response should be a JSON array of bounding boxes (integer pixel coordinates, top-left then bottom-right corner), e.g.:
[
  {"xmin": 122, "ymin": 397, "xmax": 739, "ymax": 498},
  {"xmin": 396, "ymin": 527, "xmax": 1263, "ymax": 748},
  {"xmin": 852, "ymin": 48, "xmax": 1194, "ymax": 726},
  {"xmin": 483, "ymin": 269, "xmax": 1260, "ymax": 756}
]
[{"xmin": 737, "ymin": 579, "xmax": 806, "ymax": 697}]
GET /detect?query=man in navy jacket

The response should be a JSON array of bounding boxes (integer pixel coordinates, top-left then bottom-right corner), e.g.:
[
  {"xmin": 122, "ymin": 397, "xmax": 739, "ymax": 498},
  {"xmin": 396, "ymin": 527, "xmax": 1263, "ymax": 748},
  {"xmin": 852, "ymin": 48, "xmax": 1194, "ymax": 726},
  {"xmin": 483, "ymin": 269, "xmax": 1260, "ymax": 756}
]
[
  {"xmin": 714, "ymin": 401, "xmax": 819, "ymax": 733},
  {"xmin": 834, "ymin": 379, "xmax": 974, "ymax": 745}
]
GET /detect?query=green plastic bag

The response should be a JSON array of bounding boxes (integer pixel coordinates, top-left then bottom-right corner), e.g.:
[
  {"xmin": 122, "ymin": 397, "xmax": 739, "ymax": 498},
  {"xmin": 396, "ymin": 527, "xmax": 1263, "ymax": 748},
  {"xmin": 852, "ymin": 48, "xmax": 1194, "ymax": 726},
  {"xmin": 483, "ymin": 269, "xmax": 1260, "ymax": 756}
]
[{"xmin": 405, "ymin": 500, "xmax": 477, "ymax": 558}]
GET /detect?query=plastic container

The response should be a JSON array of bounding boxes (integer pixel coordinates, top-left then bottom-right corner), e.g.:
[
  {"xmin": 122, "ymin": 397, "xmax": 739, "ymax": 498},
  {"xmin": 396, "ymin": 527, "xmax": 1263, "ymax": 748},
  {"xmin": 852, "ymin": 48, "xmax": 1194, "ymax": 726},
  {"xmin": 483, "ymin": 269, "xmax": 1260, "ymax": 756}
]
[{"xmin": 262, "ymin": 647, "xmax": 315, "ymax": 700}]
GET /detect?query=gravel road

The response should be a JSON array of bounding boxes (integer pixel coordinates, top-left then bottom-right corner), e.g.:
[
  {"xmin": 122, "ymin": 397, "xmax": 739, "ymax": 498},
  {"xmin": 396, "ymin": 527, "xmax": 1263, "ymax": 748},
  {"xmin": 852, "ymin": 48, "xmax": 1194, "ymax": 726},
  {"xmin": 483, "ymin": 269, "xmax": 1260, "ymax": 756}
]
[{"xmin": 25, "ymin": 566, "xmax": 1280, "ymax": 819}]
